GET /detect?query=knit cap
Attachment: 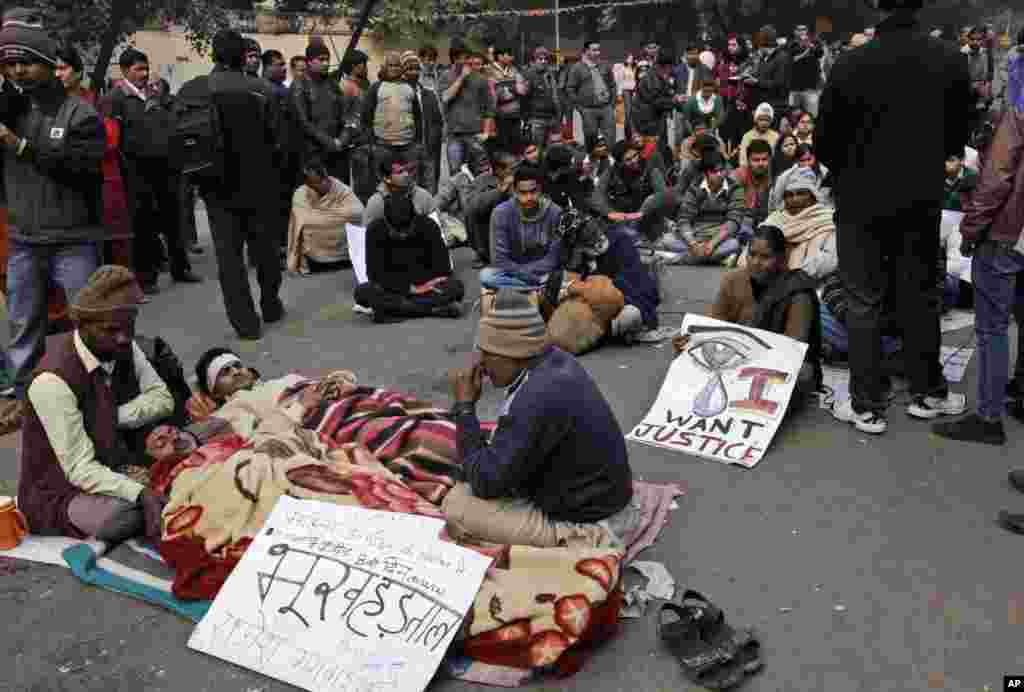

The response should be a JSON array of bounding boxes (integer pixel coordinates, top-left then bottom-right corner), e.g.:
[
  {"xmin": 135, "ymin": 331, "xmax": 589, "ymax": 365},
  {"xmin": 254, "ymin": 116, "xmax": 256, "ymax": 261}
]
[
  {"xmin": 784, "ymin": 167, "xmax": 820, "ymax": 199},
  {"xmin": 0, "ymin": 7, "xmax": 57, "ymax": 66},
  {"xmin": 70, "ymin": 265, "xmax": 144, "ymax": 322},
  {"xmin": 400, "ymin": 50, "xmax": 420, "ymax": 67},
  {"xmin": 754, "ymin": 102, "xmax": 774, "ymax": 121},
  {"xmin": 478, "ymin": 289, "xmax": 548, "ymax": 359}
]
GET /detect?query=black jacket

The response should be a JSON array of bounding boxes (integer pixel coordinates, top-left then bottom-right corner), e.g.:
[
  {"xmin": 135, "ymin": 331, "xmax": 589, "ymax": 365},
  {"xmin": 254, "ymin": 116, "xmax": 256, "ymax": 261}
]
[
  {"xmin": 187, "ymin": 66, "xmax": 279, "ymax": 210},
  {"xmin": 523, "ymin": 65, "xmax": 561, "ymax": 120},
  {"xmin": 632, "ymin": 70, "xmax": 675, "ymax": 136},
  {"xmin": 108, "ymin": 82, "xmax": 175, "ymax": 163},
  {"xmin": 414, "ymin": 83, "xmax": 444, "ymax": 154},
  {"xmin": 289, "ymin": 75, "xmax": 354, "ymax": 162},
  {"xmin": 789, "ymin": 41, "xmax": 824, "ymax": 91},
  {"xmin": 748, "ymin": 47, "xmax": 791, "ymax": 112},
  {"xmin": 817, "ymin": 12, "xmax": 971, "ymax": 224}
]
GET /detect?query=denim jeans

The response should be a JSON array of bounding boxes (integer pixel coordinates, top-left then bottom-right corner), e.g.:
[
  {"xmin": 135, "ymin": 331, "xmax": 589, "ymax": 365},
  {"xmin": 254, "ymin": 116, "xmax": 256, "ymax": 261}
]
[
  {"xmin": 446, "ymin": 135, "xmax": 485, "ymax": 174},
  {"xmin": 659, "ymin": 235, "xmax": 740, "ymax": 265},
  {"xmin": 479, "ymin": 268, "xmax": 545, "ymax": 291},
  {"xmin": 7, "ymin": 240, "xmax": 98, "ymax": 398},
  {"xmin": 820, "ymin": 302, "xmax": 902, "ymax": 358},
  {"xmin": 971, "ymin": 241, "xmax": 1024, "ymax": 420},
  {"xmin": 789, "ymin": 89, "xmax": 820, "ymax": 117}
]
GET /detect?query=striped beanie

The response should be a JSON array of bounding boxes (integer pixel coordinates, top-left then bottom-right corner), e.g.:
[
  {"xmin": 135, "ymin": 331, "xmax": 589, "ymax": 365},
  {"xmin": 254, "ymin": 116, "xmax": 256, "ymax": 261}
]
[
  {"xmin": 70, "ymin": 265, "xmax": 144, "ymax": 322},
  {"xmin": 400, "ymin": 50, "xmax": 420, "ymax": 67},
  {"xmin": 478, "ymin": 289, "xmax": 548, "ymax": 359},
  {"xmin": 0, "ymin": 7, "xmax": 57, "ymax": 66}
]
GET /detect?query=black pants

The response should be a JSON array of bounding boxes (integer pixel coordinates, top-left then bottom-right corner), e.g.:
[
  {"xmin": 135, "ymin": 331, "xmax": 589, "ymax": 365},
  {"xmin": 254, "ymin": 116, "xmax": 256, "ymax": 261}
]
[
  {"xmin": 124, "ymin": 160, "xmax": 190, "ymax": 285},
  {"xmin": 180, "ymin": 178, "xmax": 198, "ymax": 248},
  {"xmin": 837, "ymin": 206, "xmax": 946, "ymax": 413},
  {"xmin": 353, "ymin": 278, "xmax": 464, "ymax": 318},
  {"xmin": 495, "ymin": 117, "xmax": 522, "ymax": 154},
  {"xmin": 350, "ymin": 145, "xmax": 376, "ymax": 204},
  {"xmin": 205, "ymin": 202, "xmax": 283, "ymax": 336}
]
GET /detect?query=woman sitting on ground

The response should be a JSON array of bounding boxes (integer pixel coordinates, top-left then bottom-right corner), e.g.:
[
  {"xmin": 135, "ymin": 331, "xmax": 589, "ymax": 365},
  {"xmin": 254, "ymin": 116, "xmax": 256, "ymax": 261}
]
[
  {"xmin": 286, "ymin": 160, "xmax": 365, "ymax": 275},
  {"xmin": 675, "ymin": 225, "xmax": 822, "ymax": 404},
  {"xmin": 769, "ymin": 143, "xmax": 830, "ymax": 210}
]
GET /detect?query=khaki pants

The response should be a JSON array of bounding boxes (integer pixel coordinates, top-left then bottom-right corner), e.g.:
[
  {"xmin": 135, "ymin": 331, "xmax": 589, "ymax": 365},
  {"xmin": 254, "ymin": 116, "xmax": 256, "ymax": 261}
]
[{"xmin": 442, "ymin": 482, "xmax": 625, "ymax": 549}]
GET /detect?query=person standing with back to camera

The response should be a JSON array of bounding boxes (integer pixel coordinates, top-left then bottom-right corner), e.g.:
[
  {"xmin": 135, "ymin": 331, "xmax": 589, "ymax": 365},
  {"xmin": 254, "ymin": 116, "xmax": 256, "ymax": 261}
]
[{"xmin": 817, "ymin": 0, "xmax": 972, "ymax": 435}]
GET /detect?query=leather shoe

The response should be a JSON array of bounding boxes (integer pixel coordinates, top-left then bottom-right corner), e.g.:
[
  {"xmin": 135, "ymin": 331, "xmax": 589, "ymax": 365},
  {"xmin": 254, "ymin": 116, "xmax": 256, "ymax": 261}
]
[
  {"xmin": 997, "ymin": 510, "xmax": 1024, "ymax": 535},
  {"xmin": 173, "ymin": 271, "xmax": 203, "ymax": 284},
  {"xmin": 1009, "ymin": 470, "xmax": 1024, "ymax": 494}
]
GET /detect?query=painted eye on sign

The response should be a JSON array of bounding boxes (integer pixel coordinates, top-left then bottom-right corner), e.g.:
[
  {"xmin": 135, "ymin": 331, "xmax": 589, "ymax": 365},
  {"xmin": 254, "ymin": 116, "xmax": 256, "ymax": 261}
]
[{"xmin": 627, "ymin": 315, "xmax": 808, "ymax": 468}]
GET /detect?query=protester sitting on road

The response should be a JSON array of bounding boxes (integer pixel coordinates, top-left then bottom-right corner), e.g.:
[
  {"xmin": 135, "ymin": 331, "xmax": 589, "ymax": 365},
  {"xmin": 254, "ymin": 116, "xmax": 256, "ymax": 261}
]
[
  {"xmin": 794, "ymin": 110, "xmax": 814, "ymax": 146},
  {"xmin": 675, "ymin": 225, "xmax": 822, "ymax": 405},
  {"xmin": 662, "ymin": 152, "xmax": 745, "ymax": 265},
  {"xmin": 674, "ymin": 131, "xmax": 723, "ymax": 197},
  {"xmin": 772, "ymin": 132, "xmax": 799, "ymax": 178},
  {"xmin": 745, "ymin": 167, "xmax": 836, "ymax": 282},
  {"xmin": 769, "ymin": 143, "xmax": 830, "ymax": 211},
  {"xmin": 942, "ymin": 152, "xmax": 978, "ymax": 211},
  {"xmin": 731, "ymin": 138, "xmax": 774, "ymax": 232},
  {"xmin": 544, "ymin": 143, "xmax": 594, "ymax": 212},
  {"xmin": 354, "ymin": 191, "xmax": 463, "ymax": 323},
  {"xmin": 363, "ymin": 152, "xmax": 437, "ymax": 228},
  {"xmin": 592, "ymin": 138, "xmax": 670, "ymax": 241},
  {"xmin": 18, "ymin": 266, "xmax": 171, "ymax": 541},
  {"xmin": 286, "ymin": 160, "xmax": 365, "ymax": 275},
  {"xmin": 676, "ymin": 116, "xmax": 724, "ymax": 168},
  {"xmin": 737, "ymin": 102, "xmax": 779, "ymax": 168},
  {"xmin": 465, "ymin": 151, "xmax": 518, "ymax": 267},
  {"xmin": 444, "ymin": 288, "xmax": 635, "ymax": 548},
  {"xmin": 481, "ymin": 165, "xmax": 562, "ymax": 291}
]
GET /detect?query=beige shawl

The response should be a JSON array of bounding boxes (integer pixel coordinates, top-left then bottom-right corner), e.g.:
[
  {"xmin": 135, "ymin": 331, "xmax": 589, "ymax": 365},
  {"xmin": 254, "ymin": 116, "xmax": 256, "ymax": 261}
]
[{"xmin": 286, "ymin": 178, "xmax": 365, "ymax": 274}]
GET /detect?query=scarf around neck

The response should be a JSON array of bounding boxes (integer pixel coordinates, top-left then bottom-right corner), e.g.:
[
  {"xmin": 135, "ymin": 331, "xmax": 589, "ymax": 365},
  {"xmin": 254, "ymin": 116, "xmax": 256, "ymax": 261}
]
[{"xmin": 518, "ymin": 195, "xmax": 551, "ymax": 224}]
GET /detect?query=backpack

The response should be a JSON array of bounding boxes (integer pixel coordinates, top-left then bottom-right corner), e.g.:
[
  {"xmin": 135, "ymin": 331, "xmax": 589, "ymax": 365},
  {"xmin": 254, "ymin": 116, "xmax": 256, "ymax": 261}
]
[{"xmin": 168, "ymin": 76, "xmax": 223, "ymax": 182}]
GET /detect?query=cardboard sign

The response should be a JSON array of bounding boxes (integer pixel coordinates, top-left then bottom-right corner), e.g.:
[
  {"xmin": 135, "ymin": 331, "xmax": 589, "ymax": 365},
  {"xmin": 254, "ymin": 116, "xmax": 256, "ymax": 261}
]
[
  {"xmin": 345, "ymin": 224, "xmax": 368, "ymax": 284},
  {"xmin": 627, "ymin": 315, "xmax": 807, "ymax": 468},
  {"xmin": 189, "ymin": 497, "xmax": 491, "ymax": 692}
]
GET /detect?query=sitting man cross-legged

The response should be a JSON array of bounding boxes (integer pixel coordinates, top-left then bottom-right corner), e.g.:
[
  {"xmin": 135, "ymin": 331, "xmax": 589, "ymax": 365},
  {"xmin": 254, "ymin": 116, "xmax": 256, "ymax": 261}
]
[
  {"xmin": 354, "ymin": 191, "xmax": 464, "ymax": 323},
  {"xmin": 664, "ymin": 151, "xmax": 746, "ymax": 265},
  {"xmin": 445, "ymin": 289, "xmax": 635, "ymax": 547},
  {"xmin": 480, "ymin": 164, "xmax": 563, "ymax": 291},
  {"xmin": 676, "ymin": 226, "xmax": 822, "ymax": 405},
  {"xmin": 18, "ymin": 266, "xmax": 170, "ymax": 542}
]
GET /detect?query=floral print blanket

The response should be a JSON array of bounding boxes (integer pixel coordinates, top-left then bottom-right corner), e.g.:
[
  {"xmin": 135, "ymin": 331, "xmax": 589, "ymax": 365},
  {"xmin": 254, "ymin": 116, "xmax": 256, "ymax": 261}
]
[{"xmin": 153, "ymin": 373, "xmax": 660, "ymax": 678}]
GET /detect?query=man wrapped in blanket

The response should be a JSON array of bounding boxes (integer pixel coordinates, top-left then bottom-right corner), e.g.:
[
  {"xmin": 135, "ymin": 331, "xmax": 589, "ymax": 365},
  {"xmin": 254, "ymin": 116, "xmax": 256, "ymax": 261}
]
[{"xmin": 445, "ymin": 288, "xmax": 637, "ymax": 548}]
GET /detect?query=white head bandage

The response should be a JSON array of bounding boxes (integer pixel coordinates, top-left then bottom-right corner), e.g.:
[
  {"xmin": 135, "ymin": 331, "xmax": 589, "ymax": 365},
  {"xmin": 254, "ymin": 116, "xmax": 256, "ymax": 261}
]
[{"xmin": 206, "ymin": 353, "xmax": 243, "ymax": 395}]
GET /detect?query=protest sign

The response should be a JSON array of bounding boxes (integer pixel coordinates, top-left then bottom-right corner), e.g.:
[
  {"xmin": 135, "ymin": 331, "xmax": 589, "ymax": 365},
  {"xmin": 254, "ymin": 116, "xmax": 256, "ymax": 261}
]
[
  {"xmin": 189, "ymin": 497, "xmax": 492, "ymax": 692},
  {"xmin": 627, "ymin": 315, "xmax": 807, "ymax": 468}
]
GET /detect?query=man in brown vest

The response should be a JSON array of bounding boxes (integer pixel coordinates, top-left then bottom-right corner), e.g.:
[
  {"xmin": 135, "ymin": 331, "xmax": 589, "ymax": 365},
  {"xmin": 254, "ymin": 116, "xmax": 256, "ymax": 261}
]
[{"xmin": 18, "ymin": 266, "xmax": 171, "ymax": 541}]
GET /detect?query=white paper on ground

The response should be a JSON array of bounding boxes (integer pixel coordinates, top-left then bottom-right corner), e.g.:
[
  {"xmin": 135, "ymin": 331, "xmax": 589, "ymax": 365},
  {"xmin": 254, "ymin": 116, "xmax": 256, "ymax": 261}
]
[
  {"xmin": 629, "ymin": 560, "xmax": 676, "ymax": 600},
  {"xmin": 189, "ymin": 497, "xmax": 492, "ymax": 692},
  {"xmin": 940, "ymin": 346, "xmax": 974, "ymax": 383},
  {"xmin": 941, "ymin": 310, "xmax": 975, "ymax": 333},
  {"xmin": 345, "ymin": 224, "xmax": 368, "ymax": 284},
  {"xmin": 0, "ymin": 535, "xmax": 80, "ymax": 566}
]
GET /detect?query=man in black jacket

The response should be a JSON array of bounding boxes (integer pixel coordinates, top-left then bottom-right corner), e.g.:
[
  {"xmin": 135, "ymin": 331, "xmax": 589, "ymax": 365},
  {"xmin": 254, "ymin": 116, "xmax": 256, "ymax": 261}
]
[
  {"xmin": 522, "ymin": 46, "xmax": 561, "ymax": 150},
  {"xmin": 744, "ymin": 25, "xmax": 791, "ymax": 122},
  {"xmin": 788, "ymin": 24, "xmax": 824, "ymax": 117},
  {"xmin": 290, "ymin": 43, "xmax": 355, "ymax": 183},
  {"xmin": 818, "ymin": 0, "xmax": 972, "ymax": 434},
  {"xmin": 631, "ymin": 53, "xmax": 676, "ymax": 154},
  {"xmin": 402, "ymin": 51, "xmax": 443, "ymax": 194},
  {"xmin": 183, "ymin": 30, "xmax": 283, "ymax": 340},
  {"xmin": 109, "ymin": 48, "xmax": 201, "ymax": 294}
]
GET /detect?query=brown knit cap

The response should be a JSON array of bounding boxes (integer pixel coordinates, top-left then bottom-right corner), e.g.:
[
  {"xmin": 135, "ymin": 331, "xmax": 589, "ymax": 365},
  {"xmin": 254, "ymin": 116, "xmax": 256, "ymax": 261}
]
[
  {"xmin": 70, "ymin": 265, "xmax": 144, "ymax": 322},
  {"xmin": 478, "ymin": 289, "xmax": 548, "ymax": 359}
]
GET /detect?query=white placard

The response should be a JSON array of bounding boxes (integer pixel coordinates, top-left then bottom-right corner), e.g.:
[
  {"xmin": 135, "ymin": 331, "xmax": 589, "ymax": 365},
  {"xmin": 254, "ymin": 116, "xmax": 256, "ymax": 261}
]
[
  {"xmin": 627, "ymin": 315, "xmax": 807, "ymax": 468},
  {"xmin": 189, "ymin": 497, "xmax": 492, "ymax": 692},
  {"xmin": 345, "ymin": 224, "xmax": 368, "ymax": 284}
]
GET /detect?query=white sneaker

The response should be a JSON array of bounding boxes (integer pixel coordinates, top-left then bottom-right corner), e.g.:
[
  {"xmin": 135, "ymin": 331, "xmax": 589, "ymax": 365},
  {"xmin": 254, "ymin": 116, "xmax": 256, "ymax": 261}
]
[
  {"xmin": 352, "ymin": 303, "xmax": 374, "ymax": 315},
  {"xmin": 906, "ymin": 392, "xmax": 968, "ymax": 420},
  {"xmin": 831, "ymin": 398, "xmax": 888, "ymax": 434}
]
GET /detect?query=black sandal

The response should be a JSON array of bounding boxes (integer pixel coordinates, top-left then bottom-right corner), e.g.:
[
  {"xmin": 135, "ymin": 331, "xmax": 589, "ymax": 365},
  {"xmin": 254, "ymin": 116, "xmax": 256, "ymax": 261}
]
[{"xmin": 658, "ymin": 591, "xmax": 762, "ymax": 690}]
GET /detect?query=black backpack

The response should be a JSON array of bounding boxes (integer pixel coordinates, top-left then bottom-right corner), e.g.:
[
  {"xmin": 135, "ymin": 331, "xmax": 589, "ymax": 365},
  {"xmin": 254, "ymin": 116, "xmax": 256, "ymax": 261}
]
[{"xmin": 169, "ymin": 75, "xmax": 223, "ymax": 182}]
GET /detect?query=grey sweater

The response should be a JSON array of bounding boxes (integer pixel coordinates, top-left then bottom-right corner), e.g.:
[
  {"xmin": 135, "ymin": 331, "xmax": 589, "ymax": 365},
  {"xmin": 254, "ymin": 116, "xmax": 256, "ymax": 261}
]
[{"xmin": 438, "ymin": 68, "xmax": 495, "ymax": 136}]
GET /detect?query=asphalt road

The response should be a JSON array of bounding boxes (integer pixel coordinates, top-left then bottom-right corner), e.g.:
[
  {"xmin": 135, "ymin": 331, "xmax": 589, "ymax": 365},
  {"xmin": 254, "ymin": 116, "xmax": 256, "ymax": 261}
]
[{"xmin": 1, "ymin": 212, "xmax": 1021, "ymax": 692}]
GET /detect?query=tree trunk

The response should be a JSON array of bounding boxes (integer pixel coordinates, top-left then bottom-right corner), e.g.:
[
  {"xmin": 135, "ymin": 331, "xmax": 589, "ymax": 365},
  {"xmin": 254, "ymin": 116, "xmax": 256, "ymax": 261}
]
[{"xmin": 90, "ymin": 4, "xmax": 129, "ymax": 93}]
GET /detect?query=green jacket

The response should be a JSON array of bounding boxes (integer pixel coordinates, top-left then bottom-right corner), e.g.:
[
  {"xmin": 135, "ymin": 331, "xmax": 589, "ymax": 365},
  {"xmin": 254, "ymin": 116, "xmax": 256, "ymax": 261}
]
[{"xmin": 942, "ymin": 166, "xmax": 977, "ymax": 212}]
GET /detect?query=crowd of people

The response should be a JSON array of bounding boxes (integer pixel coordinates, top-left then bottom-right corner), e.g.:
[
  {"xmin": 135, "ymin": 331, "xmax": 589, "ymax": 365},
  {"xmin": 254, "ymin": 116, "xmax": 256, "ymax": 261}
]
[{"xmin": 2, "ymin": 0, "xmax": 1024, "ymax": 558}]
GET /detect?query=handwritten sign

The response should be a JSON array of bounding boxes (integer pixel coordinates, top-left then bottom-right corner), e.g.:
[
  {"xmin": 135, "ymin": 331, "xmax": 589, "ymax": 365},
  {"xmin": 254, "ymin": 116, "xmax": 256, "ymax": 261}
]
[
  {"xmin": 189, "ymin": 497, "xmax": 492, "ymax": 692},
  {"xmin": 627, "ymin": 315, "xmax": 807, "ymax": 468}
]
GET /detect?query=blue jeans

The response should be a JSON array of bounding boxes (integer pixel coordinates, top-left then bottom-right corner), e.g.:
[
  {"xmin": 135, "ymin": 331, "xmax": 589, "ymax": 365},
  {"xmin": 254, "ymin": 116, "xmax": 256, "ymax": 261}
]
[
  {"xmin": 820, "ymin": 302, "xmax": 902, "ymax": 358},
  {"xmin": 446, "ymin": 135, "xmax": 485, "ymax": 174},
  {"xmin": 7, "ymin": 240, "xmax": 98, "ymax": 398},
  {"xmin": 660, "ymin": 235, "xmax": 741, "ymax": 265},
  {"xmin": 972, "ymin": 241, "xmax": 1024, "ymax": 420},
  {"xmin": 479, "ymin": 268, "xmax": 545, "ymax": 291}
]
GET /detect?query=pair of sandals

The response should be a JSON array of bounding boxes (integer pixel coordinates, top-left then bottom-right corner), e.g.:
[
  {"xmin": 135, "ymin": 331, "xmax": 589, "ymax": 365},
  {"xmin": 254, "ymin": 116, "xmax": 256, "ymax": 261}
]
[{"xmin": 659, "ymin": 590, "xmax": 763, "ymax": 690}]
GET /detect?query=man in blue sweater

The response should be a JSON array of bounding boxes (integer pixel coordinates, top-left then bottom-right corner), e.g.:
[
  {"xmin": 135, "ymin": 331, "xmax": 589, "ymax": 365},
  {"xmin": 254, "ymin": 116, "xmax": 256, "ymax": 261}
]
[
  {"xmin": 444, "ymin": 289, "xmax": 635, "ymax": 548},
  {"xmin": 480, "ymin": 164, "xmax": 563, "ymax": 290}
]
